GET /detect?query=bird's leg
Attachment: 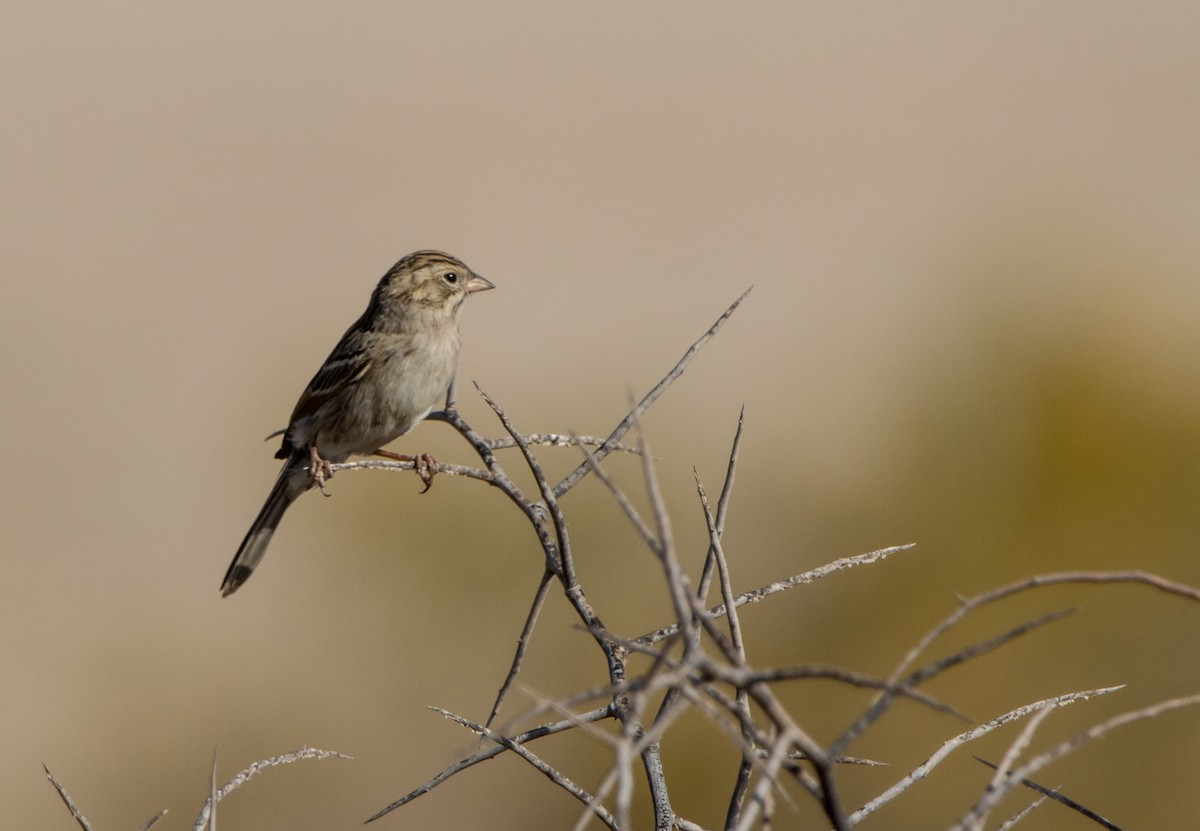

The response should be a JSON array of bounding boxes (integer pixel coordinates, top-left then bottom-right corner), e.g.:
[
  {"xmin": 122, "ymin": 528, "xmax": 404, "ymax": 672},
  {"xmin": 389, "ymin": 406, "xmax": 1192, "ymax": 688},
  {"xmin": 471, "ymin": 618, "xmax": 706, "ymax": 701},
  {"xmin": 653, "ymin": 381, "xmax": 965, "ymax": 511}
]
[
  {"xmin": 373, "ymin": 448, "xmax": 439, "ymax": 493},
  {"xmin": 308, "ymin": 443, "xmax": 335, "ymax": 496}
]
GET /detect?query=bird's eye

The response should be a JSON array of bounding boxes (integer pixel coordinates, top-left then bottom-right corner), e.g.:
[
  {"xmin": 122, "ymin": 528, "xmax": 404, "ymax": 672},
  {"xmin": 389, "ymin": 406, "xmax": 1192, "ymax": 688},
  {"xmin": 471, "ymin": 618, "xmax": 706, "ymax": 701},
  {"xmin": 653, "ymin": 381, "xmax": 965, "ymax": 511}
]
[{"xmin": 443, "ymin": 271, "xmax": 459, "ymax": 284}]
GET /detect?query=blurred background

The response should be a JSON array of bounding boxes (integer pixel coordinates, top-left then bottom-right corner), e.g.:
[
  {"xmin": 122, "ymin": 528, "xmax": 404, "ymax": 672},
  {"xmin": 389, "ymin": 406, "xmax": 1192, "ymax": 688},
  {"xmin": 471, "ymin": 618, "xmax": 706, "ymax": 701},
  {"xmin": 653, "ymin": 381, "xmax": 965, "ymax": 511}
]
[{"xmin": 4, "ymin": 2, "xmax": 1200, "ymax": 828}]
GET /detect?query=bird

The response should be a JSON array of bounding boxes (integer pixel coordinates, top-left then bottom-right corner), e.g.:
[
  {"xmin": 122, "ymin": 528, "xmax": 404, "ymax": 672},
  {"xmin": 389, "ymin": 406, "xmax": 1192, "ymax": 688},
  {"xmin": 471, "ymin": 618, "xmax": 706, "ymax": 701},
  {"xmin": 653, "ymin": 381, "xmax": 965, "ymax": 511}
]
[{"xmin": 220, "ymin": 250, "xmax": 494, "ymax": 596}]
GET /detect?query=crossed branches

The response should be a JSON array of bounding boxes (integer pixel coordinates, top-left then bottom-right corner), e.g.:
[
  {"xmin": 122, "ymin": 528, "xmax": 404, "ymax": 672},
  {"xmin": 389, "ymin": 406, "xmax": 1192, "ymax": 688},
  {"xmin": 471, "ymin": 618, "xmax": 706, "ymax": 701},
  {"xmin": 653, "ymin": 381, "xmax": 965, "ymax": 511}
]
[
  {"xmin": 43, "ymin": 290, "xmax": 1200, "ymax": 830},
  {"xmin": 343, "ymin": 291, "xmax": 1200, "ymax": 830}
]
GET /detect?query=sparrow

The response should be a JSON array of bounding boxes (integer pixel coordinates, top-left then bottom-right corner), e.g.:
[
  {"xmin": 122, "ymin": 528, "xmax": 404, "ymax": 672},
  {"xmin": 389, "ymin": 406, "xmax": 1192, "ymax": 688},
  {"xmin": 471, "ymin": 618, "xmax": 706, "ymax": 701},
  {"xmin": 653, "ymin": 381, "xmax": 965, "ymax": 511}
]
[{"xmin": 220, "ymin": 250, "xmax": 494, "ymax": 596}]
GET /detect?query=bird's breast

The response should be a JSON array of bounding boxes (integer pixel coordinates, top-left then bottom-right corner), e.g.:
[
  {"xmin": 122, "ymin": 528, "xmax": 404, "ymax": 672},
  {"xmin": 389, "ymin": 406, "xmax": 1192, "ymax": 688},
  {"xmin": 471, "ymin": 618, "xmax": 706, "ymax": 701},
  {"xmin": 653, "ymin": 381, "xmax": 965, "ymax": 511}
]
[{"xmin": 333, "ymin": 327, "xmax": 461, "ymax": 456}]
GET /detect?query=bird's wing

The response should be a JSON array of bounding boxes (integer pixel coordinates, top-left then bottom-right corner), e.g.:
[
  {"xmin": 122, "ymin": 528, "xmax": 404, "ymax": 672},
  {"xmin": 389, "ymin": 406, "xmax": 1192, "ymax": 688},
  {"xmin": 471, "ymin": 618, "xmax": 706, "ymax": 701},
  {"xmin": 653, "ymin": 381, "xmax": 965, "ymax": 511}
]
[
  {"xmin": 274, "ymin": 333, "xmax": 374, "ymax": 457},
  {"xmin": 300, "ymin": 345, "xmax": 372, "ymax": 409}
]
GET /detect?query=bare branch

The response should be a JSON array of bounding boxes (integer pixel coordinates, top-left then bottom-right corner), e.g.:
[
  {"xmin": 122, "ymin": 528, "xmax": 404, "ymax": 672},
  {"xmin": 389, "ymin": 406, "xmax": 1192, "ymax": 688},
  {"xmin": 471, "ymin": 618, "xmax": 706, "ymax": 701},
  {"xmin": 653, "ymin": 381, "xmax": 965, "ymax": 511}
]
[
  {"xmin": 728, "ymin": 671, "xmax": 848, "ymax": 830},
  {"xmin": 192, "ymin": 747, "xmax": 351, "ymax": 831},
  {"xmin": 42, "ymin": 764, "xmax": 94, "ymax": 831},
  {"xmin": 831, "ymin": 609, "xmax": 1076, "ymax": 758},
  {"xmin": 695, "ymin": 471, "xmax": 754, "ymax": 829},
  {"xmin": 995, "ymin": 795, "xmax": 1049, "ymax": 830},
  {"xmin": 890, "ymin": 572, "xmax": 1200, "ymax": 693},
  {"xmin": 429, "ymin": 410, "xmax": 644, "ymax": 456},
  {"xmin": 696, "ymin": 406, "xmax": 745, "ymax": 605},
  {"xmin": 637, "ymin": 544, "xmax": 915, "ymax": 646},
  {"xmin": 485, "ymin": 568, "xmax": 556, "ymax": 731},
  {"xmin": 137, "ymin": 809, "xmax": 169, "ymax": 831},
  {"xmin": 465, "ymin": 387, "xmax": 636, "ymax": 772},
  {"xmin": 208, "ymin": 750, "xmax": 217, "ymax": 831},
  {"xmin": 430, "ymin": 706, "xmax": 619, "ymax": 831},
  {"xmin": 974, "ymin": 757, "xmax": 1123, "ymax": 831},
  {"xmin": 698, "ymin": 682, "xmax": 881, "ymax": 780},
  {"xmin": 476, "ymin": 383, "xmax": 578, "ymax": 589},
  {"xmin": 486, "ymin": 433, "xmax": 644, "ymax": 455},
  {"xmin": 695, "ymin": 474, "xmax": 745, "ymax": 661},
  {"xmin": 950, "ymin": 693, "xmax": 1200, "ymax": 831},
  {"xmin": 634, "ymin": 426, "xmax": 700, "ymax": 665},
  {"xmin": 909, "ymin": 608, "xmax": 1076, "ymax": 689},
  {"xmin": 985, "ymin": 705, "xmax": 1056, "ymax": 818},
  {"xmin": 423, "ymin": 404, "xmax": 534, "ymax": 511},
  {"xmin": 849, "ymin": 687, "xmax": 1124, "ymax": 824},
  {"xmin": 366, "ymin": 705, "xmax": 613, "ymax": 821},
  {"xmin": 332, "ymin": 458, "xmax": 492, "ymax": 483},
  {"xmin": 554, "ymin": 288, "xmax": 753, "ymax": 499},
  {"xmin": 699, "ymin": 659, "xmax": 964, "ymax": 721},
  {"xmin": 791, "ymin": 752, "xmax": 887, "ymax": 768},
  {"xmin": 571, "ymin": 431, "xmax": 661, "ymax": 554},
  {"xmin": 834, "ymin": 570, "xmax": 1200, "ymax": 762}
]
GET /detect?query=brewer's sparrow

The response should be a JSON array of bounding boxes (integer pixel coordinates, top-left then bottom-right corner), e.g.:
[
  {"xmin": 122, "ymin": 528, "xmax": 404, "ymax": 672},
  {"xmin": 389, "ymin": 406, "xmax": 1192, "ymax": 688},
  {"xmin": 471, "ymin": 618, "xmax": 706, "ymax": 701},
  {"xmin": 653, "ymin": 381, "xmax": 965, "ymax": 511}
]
[{"xmin": 220, "ymin": 250, "xmax": 494, "ymax": 596}]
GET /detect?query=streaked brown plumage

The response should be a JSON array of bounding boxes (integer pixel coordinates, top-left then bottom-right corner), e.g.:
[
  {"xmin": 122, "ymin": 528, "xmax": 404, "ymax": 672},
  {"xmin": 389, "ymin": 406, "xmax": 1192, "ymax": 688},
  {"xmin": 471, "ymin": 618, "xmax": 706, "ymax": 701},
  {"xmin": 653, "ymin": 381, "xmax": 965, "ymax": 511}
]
[{"xmin": 220, "ymin": 251, "xmax": 494, "ymax": 596}]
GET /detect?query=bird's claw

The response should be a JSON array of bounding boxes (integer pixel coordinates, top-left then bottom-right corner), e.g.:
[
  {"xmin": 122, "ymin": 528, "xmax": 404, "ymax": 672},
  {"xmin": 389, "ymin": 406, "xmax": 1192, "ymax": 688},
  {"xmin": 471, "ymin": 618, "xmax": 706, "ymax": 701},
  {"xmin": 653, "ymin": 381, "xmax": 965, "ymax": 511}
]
[
  {"xmin": 308, "ymin": 445, "xmax": 335, "ymax": 496},
  {"xmin": 372, "ymin": 448, "xmax": 438, "ymax": 492},
  {"xmin": 414, "ymin": 453, "xmax": 438, "ymax": 493}
]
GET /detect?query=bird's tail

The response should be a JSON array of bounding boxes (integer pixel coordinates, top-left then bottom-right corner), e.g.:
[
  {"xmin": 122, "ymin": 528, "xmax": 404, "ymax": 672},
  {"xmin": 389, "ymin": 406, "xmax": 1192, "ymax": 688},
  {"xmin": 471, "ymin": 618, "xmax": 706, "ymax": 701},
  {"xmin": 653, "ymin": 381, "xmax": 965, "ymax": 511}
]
[{"xmin": 221, "ymin": 464, "xmax": 306, "ymax": 596}]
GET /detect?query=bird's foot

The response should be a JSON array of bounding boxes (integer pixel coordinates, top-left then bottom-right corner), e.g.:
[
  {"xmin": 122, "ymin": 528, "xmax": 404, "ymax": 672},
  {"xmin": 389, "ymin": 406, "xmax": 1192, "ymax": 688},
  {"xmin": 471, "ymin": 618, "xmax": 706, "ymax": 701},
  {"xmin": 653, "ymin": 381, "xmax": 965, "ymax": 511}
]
[
  {"xmin": 373, "ymin": 449, "xmax": 439, "ymax": 493},
  {"xmin": 308, "ymin": 444, "xmax": 335, "ymax": 496}
]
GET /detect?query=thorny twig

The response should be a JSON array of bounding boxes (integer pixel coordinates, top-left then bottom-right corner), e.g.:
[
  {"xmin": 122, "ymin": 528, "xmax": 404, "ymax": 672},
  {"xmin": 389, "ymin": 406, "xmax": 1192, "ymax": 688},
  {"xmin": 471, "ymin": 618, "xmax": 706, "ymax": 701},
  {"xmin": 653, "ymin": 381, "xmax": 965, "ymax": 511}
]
[
  {"xmin": 192, "ymin": 747, "xmax": 351, "ymax": 831},
  {"xmin": 42, "ymin": 749, "xmax": 347, "ymax": 831},
  {"xmin": 42, "ymin": 764, "xmax": 94, "ymax": 831},
  {"xmin": 973, "ymin": 757, "xmax": 1123, "ymax": 831}
]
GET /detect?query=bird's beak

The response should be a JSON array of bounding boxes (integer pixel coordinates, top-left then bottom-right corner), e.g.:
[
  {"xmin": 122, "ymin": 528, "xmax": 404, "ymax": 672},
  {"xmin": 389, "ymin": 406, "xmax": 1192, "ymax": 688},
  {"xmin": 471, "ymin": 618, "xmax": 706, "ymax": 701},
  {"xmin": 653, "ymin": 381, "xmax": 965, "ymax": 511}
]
[{"xmin": 465, "ymin": 273, "xmax": 495, "ymax": 294}]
